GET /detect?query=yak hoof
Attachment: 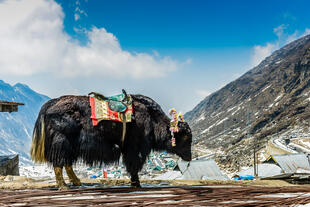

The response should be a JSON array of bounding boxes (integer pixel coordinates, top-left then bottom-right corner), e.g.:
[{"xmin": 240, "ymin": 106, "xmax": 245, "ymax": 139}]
[
  {"xmin": 58, "ymin": 185, "xmax": 70, "ymax": 191},
  {"xmin": 131, "ymin": 181, "xmax": 141, "ymax": 188},
  {"xmin": 72, "ymin": 179, "xmax": 82, "ymax": 186}
]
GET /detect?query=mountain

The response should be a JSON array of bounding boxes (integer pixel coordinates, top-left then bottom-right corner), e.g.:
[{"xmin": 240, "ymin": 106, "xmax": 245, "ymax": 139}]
[
  {"xmin": 185, "ymin": 34, "xmax": 310, "ymax": 172},
  {"xmin": 0, "ymin": 80, "xmax": 49, "ymax": 165}
]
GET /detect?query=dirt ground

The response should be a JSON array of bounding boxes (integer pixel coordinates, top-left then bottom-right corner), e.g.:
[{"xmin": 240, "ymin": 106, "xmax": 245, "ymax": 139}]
[{"xmin": 0, "ymin": 175, "xmax": 296, "ymax": 190}]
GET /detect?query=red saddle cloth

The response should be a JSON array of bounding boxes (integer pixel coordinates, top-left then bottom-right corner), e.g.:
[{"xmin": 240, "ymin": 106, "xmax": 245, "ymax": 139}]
[{"xmin": 89, "ymin": 96, "xmax": 133, "ymax": 126}]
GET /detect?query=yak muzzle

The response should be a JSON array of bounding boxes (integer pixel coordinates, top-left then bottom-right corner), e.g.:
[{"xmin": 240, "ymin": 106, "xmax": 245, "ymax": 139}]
[{"xmin": 181, "ymin": 153, "xmax": 192, "ymax": 162}]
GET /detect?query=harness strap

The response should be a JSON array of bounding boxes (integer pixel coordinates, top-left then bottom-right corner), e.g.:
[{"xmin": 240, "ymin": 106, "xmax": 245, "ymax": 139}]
[{"xmin": 121, "ymin": 113, "xmax": 126, "ymax": 147}]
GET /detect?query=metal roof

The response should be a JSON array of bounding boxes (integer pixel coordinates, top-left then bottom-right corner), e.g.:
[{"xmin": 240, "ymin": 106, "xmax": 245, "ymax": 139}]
[
  {"xmin": 265, "ymin": 153, "xmax": 310, "ymax": 173},
  {"xmin": 153, "ymin": 171, "xmax": 182, "ymax": 180},
  {"xmin": 236, "ymin": 163, "xmax": 282, "ymax": 178},
  {"xmin": 177, "ymin": 159, "xmax": 229, "ymax": 180}
]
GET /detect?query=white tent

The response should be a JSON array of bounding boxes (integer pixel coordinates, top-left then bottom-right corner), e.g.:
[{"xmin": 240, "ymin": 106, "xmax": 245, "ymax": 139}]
[{"xmin": 176, "ymin": 159, "xmax": 229, "ymax": 180}]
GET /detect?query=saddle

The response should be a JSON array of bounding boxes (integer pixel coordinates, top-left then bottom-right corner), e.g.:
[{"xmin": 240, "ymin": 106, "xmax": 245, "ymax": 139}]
[
  {"xmin": 89, "ymin": 89, "xmax": 133, "ymax": 148},
  {"xmin": 89, "ymin": 89, "xmax": 132, "ymax": 113}
]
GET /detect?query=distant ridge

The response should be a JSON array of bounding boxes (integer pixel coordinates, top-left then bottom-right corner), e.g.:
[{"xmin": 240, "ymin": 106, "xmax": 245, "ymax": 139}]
[
  {"xmin": 0, "ymin": 80, "xmax": 50, "ymax": 165},
  {"xmin": 185, "ymin": 34, "xmax": 310, "ymax": 171}
]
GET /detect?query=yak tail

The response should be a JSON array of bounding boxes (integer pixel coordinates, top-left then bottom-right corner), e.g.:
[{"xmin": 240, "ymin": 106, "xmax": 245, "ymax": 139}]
[{"xmin": 30, "ymin": 115, "xmax": 47, "ymax": 163}]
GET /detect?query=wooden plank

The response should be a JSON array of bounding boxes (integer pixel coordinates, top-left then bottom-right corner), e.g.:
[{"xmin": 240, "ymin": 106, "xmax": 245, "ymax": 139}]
[
  {"xmin": 0, "ymin": 100, "xmax": 24, "ymax": 112},
  {"xmin": 0, "ymin": 101, "xmax": 24, "ymax": 106}
]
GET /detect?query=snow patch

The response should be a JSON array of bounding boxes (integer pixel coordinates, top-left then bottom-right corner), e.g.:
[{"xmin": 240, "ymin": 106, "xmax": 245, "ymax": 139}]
[
  {"xmin": 262, "ymin": 85, "xmax": 271, "ymax": 92},
  {"xmin": 20, "ymin": 164, "xmax": 55, "ymax": 178},
  {"xmin": 300, "ymin": 140, "xmax": 310, "ymax": 149},
  {"xmin": 201, "ymin": 122, "xmax": 217, "ymax": 134},
  {"xmin": 274, "ymin": 94, "xmax": 283, "ymax": 102},
  {"xmin": 233, "ymin": 127, "xmax": 241, "ymax": 132},
  {"xmin": 273, "ymin": 138, "xmax": 296, "ymax": 153},
  {"xmin": 231, "ymin": 107, "xmax": 241, "ymax": 116},
  {"xmin": 275, "ymin": 60, "xmax": 282, "ymax": 64},
  {"xmin": 216, "ymin": 117, "xmax": 228, "ymax": 126},
  {"xmin": 227, "ymin": 106, "xmax": 237, "ymax": 113},
  {"xmin": 196, "ymin": 114, "xmax": 205, "ymax": 122},
  {"xmin": 201, "ymin": 117, "xmax": 228, "ymax": 134}
]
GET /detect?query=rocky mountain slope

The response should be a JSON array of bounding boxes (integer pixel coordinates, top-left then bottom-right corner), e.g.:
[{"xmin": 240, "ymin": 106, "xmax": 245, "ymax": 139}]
[
  {"xmin": 185, "ymin": 34, "xmax": 310, "ymax": 172},
  {"xmin": 0, "ymin": 80, "xmax": 49, "ymax": 164}
]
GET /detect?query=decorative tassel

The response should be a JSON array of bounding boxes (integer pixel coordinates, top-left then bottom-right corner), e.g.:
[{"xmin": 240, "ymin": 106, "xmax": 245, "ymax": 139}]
[
  {"xmin": 169, "ymin": 108, "xmax": 179, "ymax": 147},
  {"xmin": 171, "ymin": 137, "xmax": 176, "ymax": 147}
]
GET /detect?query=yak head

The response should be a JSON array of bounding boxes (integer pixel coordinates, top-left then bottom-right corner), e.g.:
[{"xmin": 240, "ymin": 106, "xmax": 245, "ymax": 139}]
[{"xmin": 171, "ymin": 121, "xmax": 192, "ymax": 161}]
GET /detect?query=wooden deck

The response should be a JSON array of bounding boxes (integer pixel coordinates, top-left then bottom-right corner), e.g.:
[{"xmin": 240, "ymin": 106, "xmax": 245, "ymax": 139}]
[{"xmin": 1, "ymin": 185, "xmax": 310, "ymax": 206}]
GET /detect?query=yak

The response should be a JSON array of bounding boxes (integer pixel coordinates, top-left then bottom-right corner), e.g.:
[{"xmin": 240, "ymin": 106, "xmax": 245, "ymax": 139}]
[{"xmin": 31, "ymin": 94, "xmax": 192, "ymax": 189}]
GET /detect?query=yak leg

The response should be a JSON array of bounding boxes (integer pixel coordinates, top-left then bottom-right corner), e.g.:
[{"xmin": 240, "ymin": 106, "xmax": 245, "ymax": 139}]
[
  {"xmin": 54, "ymin": 167, "xmax": 68, "ymax": 190},
  {"xmin": 122, "ymin": 144, "xmax": 143, "ymax": 188},
  {"xmin": 65, "ymin": 165, "xmax": 81, "ymax": 186},
  {"xmin": 130, "ymin": 172, "xmax": 141, "ymax": 188}
]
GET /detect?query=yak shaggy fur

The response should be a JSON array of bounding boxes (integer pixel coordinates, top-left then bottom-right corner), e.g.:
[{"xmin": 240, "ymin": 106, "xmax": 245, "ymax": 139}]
[{"xmin": 31, "ymin": 94, "xmax": 192, "ymax": 184}]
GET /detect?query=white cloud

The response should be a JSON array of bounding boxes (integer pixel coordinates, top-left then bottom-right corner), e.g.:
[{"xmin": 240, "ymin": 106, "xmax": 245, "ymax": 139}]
[
  {"xmin": 303, "ymin": 28, "xmax": 310, "ymax": 36},
  {"xmin": 251, "ymin": 25, "xmax": 310, "ymax": 67},
  {"xmin": 184, "ymin": 58, "xmax": 192, "ymax": 65},
  {"xmin": 273, "ymin": 24, "xmax": 287, "ymax": 38},
  {"xmin": 251, "ymin": 43, "xmax": 279, "ymax": 67},
  {"xmin": 74, "ymin": 0, "xmax": 87, "ymax": 21},
  {"xmin": 0, "ymin": 0, "xmax": 179, "ymax": 79},
  {"xmin": 74, "ymin": 13, "xmax": 80, "ymax": 21},
  {"xmin": 152, "ymin": 50, "xmax": 160, "ymax": 57},
  {"xmin": 286, "ymin": 31, "xmax": 299, "ymax": 43},
  {"xmin": 196, "ymin": 89, "xmax": 211, "ymax": 98}
]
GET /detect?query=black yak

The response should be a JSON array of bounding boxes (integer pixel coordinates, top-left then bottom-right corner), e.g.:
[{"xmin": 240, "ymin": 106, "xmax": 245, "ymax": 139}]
[{"xmin": 31, "ymin": 94, "xmax": 192, "ymax": 189}]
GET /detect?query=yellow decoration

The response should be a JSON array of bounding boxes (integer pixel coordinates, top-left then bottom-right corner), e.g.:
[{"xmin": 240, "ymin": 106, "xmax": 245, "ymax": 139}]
[{"xmin": 178, "ymin": 113, "xmax": 185, "ymax": 122}]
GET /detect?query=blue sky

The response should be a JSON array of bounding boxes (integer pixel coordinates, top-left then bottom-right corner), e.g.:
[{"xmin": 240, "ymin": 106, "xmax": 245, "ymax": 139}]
[
  {"xmin": 1, "ymin": 0, "xmax": 310, "ymax": 113},
  {"xmin": 58, "ymin": 0, "xmax": 309, "ymax": 48}
]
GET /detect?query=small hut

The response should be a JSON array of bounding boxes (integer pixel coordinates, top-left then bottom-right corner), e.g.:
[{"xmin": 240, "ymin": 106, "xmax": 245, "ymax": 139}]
[
  {"xmin": 0, "ymin": 100, "xmax": 24, "ymax": 176},
  {"xmin": 0, "ymin": 155, "xmax": 19, "ymax": 176},
  {"xmin": 263, "ymin": 153, "xmax": 310, "ymax": 173},
  {"xmin": 0, "ymin": 100, "xmax": 24, "ymax": 112}
]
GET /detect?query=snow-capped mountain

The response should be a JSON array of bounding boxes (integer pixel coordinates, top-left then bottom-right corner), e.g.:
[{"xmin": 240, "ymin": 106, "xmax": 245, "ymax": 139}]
[
  {"xmin": 0, "ymin": 80, "xmax": 49, "ymax": 165},
  {"xmin": 185, "ymin": 34, "xmax": 310, "ymax": 171}
]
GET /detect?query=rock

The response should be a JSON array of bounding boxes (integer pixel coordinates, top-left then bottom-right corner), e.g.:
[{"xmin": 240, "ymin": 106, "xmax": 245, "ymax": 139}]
[
  {"xmin": 0, "ymin": 154, "xmax": 19, "ymax": 176},
  {"xmin": 4, "ymin": 175, "xmax": 13, "ymax": 182},
  {"xmin": 3, "ymin": 176, "xmax": 28, "ymax": 182}
]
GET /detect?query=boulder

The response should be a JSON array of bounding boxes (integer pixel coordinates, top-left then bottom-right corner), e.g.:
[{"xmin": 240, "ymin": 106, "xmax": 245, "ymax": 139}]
[{"xmin": 0, "ymin": 154, "xmax": 19, "ymax": 176}]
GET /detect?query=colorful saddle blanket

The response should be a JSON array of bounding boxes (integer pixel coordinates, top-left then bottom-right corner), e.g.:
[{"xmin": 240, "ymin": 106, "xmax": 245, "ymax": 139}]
[{"xmin": 89, "ymin": 93, "xmax": 133, "ymax": 126}]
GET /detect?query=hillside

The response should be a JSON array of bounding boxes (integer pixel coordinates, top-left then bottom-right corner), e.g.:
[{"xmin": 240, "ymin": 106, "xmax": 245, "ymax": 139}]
[
  {"xmin": 185, "ymin": 34, "xmax": 310, "ymax": 171},
  {"xmin": 0, "ymin": 80, "xmax": 49, "ymax": 164}
]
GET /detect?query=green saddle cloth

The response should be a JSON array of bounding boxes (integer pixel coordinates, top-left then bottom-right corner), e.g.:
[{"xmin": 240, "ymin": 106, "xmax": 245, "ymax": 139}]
[
  {"xmin": 106, "ymin": 93, "xmax": 125, "ymax": 102},
  {"xmin": 89, "ymin": 91, "xmax": 132, "ymax": 113},
  {"xmin": 105, "ymin": 94, "xmax": 128, "ymax": 112}
]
